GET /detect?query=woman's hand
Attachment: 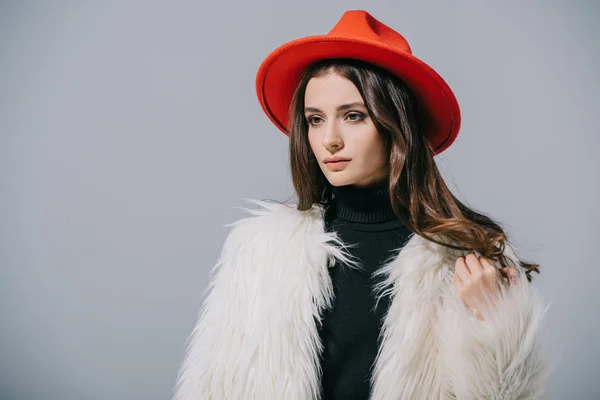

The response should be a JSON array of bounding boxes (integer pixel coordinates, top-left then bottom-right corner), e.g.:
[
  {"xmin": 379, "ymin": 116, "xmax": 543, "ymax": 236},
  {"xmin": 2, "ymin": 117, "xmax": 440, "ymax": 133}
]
[{"xmin": 453, "ymin": 253, "xmax": 520, "ymax": 321}]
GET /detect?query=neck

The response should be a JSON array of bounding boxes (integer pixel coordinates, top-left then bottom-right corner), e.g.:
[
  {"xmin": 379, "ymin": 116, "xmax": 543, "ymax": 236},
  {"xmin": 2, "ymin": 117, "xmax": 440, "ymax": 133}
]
[{"xmin": 329, "ymin": 181, "xmax": 397, "ymax": 223}]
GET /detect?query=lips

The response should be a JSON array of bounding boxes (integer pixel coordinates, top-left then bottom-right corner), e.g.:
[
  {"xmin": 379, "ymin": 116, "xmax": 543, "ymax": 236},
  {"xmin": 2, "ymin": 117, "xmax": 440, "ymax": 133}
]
[
  {"xmin": 324, "ymin": 157, "xmax": 351, "ymax": 164},
  {"xmin": 324, "ymin": 160, "xmax": 350, "ymax": 170}
]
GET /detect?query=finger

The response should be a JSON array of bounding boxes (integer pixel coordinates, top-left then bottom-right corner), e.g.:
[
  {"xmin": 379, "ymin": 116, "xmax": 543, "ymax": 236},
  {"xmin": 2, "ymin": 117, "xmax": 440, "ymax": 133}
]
[
  {"xmin": 455, "ymin": 256, "xmax": 471, "ymax": 285},
  {"xmin": 500, "ymin": 266, "xmax": 520, "ymax": 284},
  {"xmin": 480, "ymin": 257, "xmax": 503, "ymax": 284},
  {"xmin": 479, "ymin": 256, "xmax": 498, "ymax": 271},
  {"xmin": 465, "ymin": 252, "xmax": 484, "ymax": 276},
  {"xmin": 499, "ymin": 266, "xmax": 518, "ymax": 278}
]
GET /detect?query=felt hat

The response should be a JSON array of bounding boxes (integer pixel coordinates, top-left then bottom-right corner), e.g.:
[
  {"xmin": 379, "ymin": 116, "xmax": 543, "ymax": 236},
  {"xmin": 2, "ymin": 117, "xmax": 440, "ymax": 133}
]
[{"xmin": 255, "ymin": 9, "xmax": 461, "ymax": 155}]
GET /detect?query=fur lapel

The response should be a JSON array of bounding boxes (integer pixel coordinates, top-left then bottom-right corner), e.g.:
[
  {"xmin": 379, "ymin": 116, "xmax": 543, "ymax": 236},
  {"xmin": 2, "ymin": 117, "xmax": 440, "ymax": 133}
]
[{"xmin": 173, "ymin": 199, "xmax": 553, "ymax": 400}]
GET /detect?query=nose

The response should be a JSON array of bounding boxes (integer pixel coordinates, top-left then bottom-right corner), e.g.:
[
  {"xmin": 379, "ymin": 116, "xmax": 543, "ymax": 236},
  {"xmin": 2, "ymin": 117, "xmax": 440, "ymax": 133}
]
[{"xmin": 322, "ymin": 122, "xmax": 344, "ymax": 152}]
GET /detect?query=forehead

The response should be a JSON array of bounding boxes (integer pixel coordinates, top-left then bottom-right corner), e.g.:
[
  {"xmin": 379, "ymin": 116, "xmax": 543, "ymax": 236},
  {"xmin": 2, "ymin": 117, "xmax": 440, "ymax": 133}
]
[{"xmin": 304, "ymin": 72, "xmax": 362, "ymax": 107}]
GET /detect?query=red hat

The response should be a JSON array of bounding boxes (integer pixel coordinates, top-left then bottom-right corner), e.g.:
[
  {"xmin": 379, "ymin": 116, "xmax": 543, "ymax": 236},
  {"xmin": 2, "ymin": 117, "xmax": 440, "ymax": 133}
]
[{"xmin": 255, "ymin": 10, "xmax": 461, "ymax": 155}]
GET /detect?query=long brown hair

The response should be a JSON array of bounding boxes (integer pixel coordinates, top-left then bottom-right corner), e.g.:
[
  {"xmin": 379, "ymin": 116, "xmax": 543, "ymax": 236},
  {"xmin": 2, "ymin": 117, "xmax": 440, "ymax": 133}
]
[{"xmin": 288, "ymin": 58, "xmax": 540, "ymax": 281}]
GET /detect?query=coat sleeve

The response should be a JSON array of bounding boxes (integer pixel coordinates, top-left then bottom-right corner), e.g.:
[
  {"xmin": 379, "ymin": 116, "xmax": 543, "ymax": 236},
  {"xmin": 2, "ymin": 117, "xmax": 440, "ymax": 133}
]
[
  {"xmin": 436, "ymin": 243, "xmax": 559, "ymax": 400},
  {"xmin": 170, "ymin": 200, "xmax": 334, "ymax": 400},
  {"xmin": 171, "ymin": 210, "xmax": 264, "ymax": 400}
]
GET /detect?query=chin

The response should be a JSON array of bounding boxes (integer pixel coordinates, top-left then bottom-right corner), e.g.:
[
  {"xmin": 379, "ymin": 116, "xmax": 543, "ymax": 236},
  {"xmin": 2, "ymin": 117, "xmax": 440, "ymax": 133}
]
[{"xmin": 324, "ymin": 174, "xmax": 356, "ymax": 187}]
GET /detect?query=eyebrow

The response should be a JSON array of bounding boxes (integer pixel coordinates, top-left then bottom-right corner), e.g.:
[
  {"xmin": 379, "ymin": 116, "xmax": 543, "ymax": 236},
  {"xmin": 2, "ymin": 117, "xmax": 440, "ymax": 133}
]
[{"xmin": 304, "ymin": 102, "xmax": 366, "ymax": 113}]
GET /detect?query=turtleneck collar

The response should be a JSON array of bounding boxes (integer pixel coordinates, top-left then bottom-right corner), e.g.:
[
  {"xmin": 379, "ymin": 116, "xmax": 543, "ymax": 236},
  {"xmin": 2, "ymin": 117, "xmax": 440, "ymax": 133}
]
[{"xmin": 329, "ymin": 181, "xmax": 398, "ymax": 223}]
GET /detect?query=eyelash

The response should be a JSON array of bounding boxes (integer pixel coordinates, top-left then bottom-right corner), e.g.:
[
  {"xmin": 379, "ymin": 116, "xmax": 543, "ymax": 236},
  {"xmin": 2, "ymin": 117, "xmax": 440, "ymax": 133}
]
[{"xmin": 306, "ymin": 112, "xmax": 366, "ymax": 126}]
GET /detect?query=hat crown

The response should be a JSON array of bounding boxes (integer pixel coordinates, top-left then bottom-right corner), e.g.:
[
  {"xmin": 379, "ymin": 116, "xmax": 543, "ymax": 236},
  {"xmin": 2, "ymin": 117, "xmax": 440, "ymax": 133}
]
[{"xmin": 327, "ymin": 10, "xmax": 412, "ymax": 54}]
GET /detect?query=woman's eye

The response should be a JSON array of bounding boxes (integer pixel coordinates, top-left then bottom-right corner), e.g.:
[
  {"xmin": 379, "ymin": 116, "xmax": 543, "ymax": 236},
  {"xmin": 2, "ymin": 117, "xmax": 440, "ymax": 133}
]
[
  {"xmin": 307, "ymin": 113, "xmax": 364, "ymax": 125},
  {"xmin": 307, "ymin": 116, "xmax": 323, "ymax": 125},
  {"xmin": 346, "ymin": 112, "xmax": 365, "ymax": 122}
]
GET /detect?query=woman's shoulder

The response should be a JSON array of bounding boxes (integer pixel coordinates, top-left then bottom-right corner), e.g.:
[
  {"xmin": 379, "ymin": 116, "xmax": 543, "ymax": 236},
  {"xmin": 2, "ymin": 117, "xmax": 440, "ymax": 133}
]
[
  {"xmin": 222, "ymin": 198, "xmax": 326, "ymax": 245},
  {"xmin": 212, "ymin": 199, "xmax": 333, "ymax": 280}
]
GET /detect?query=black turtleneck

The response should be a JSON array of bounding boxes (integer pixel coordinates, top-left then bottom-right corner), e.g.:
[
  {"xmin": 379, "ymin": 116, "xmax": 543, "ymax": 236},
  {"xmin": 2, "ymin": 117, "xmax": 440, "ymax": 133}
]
[{"xmin": 318, "ymin": 182, "xmax": 413, "ymax": 400}]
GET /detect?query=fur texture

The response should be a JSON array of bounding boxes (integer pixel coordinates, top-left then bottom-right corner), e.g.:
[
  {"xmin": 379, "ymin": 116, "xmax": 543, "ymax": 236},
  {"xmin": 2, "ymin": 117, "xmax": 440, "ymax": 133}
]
[{"xmin": 172, "ymin": 200, "xmax": 556, "ymax": 399}]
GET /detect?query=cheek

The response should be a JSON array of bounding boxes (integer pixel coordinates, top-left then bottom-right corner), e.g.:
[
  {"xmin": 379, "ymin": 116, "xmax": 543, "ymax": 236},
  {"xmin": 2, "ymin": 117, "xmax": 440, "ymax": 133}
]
[
  {"xmin": 356, "ymin": 133, "xmax": 387, "ymax": 166},
  {"xmin": 375, "ymin": 140, "xmax": 388, "ymax": 166},
  {"xmin": 307, "ymin": 133, "xmax": 327, "ymax": 165},
  {"xmin": 308, "ymin": 139, "xmax": 320, "ymax": 159},
  {"xmin": 307, "ymin": 134, "xmax": 320, "ymax": 157}
]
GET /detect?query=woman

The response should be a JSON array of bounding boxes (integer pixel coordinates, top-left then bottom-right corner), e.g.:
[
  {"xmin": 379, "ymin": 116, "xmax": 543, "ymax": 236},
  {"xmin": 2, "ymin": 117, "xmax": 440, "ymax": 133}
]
[{"xmin": 173, "ymin": 10, "xmax": 555, "ymax": 400}]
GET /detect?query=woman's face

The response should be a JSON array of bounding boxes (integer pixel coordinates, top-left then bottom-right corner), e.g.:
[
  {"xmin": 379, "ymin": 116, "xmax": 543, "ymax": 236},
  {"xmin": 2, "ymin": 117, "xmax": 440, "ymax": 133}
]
[{"xmin": 304, "ymin": 72, "xmax": 388, "ymax": 188}]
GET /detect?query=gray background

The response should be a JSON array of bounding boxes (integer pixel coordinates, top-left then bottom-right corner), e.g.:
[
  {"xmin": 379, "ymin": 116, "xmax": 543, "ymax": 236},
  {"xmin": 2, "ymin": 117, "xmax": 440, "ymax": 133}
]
[{"xmin": 1, "ymin": 1, "xmax": 598, "ymax": 399}]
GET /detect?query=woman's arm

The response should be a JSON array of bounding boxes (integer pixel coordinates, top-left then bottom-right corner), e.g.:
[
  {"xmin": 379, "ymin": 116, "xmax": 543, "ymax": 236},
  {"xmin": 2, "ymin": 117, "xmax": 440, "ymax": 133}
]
[
  {"xmin": 171, "ymin": 200, "xmax": 333, "ymax": 400},
  {"xmin": 171, "ymin": 208, "xmax": 270, "ymax": 400},
  {"xmin": 436, "ymin": 244, "xmax": 559, "ymax": 399}
]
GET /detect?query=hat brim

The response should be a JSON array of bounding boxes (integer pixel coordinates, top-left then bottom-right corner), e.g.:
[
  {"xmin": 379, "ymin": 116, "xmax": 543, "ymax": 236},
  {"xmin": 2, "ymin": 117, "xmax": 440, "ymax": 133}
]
[{"xmin": 256, "ymin": 35, "xmax": 461, "ymax": 155}]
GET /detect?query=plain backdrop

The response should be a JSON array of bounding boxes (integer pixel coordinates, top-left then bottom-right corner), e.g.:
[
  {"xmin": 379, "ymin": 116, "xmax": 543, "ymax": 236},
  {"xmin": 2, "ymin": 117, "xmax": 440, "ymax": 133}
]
[{"xmin": 1, "ymin": 1, "xmax": 598, "ymax": 399}]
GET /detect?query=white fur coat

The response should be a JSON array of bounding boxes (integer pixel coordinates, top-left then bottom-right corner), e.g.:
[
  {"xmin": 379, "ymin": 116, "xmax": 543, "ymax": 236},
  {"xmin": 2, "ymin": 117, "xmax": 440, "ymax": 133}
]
[{"xmin": 172, "ymin": 199, "xmax": 556, "ymax": 399}]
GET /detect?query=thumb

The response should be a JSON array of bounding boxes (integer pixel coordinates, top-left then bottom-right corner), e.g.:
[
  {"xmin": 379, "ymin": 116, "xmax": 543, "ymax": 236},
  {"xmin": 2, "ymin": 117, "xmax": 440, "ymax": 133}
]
[{"xmin": 499, "ymin": 266, "xmax": 520, "ymax": 285}]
